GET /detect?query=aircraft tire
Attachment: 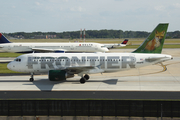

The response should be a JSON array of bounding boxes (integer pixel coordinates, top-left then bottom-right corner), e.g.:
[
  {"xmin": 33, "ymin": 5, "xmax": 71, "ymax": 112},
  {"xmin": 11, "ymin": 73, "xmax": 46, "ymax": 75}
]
[
  {"xmin": 80, "ymin": 77, "xmax": 86, "ymax": 84},
  {"xmin": 29, "ymin": 78, "xmax": 34, "ymax": 82},
  {"xmin": 84, "ymin": 74, "xmax": 90, "ymax": 80}
]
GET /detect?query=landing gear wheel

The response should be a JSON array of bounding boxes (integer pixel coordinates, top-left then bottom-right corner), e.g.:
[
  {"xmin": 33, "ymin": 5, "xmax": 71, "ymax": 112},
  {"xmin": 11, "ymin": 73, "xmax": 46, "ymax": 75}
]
[
  {"xmin": 29, "ymin": 78, "xmax": 34, "ymax": 82},
  {"xmin": 80, "ymin": 77, "xmax": 86, "ymax": 84},
  {"xmin": 84, "ymin": 74, "xmax": 90, "ymax": 80},
  {"xmin": 29, "ymin": 73, "xmax": 34, "ymax": 82}
]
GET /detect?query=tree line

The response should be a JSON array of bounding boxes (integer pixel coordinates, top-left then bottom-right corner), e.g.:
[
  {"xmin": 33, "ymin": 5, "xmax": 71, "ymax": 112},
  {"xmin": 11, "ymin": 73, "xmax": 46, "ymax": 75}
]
[{"xmin": 3, "ymin": 30, "xmax": 180, "ymax": 39}]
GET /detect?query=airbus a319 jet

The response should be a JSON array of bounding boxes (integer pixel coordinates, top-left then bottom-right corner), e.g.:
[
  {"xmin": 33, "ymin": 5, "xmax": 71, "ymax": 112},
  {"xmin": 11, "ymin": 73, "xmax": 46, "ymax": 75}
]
[
  {"xmin": 0, "ymin": 34, "xmax": 109, "ymax": 53},
  {"xmin": 7, "ymin": 23, "xmax": 172, "ymax": 83}
]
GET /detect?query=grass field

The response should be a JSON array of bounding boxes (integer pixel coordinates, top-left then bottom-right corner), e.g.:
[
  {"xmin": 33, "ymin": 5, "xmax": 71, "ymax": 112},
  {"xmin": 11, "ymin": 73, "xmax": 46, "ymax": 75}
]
[
  {"xmin": 0, "ymin": 63, "xmax": 20, "ymax": 73},
  {"xmin": 0, "ymin": 53, "xmax": 22, "ymax": 57},
  {"xmin": 117, "ymin": 44, "xmax": 180, "ymax": 49},
  {"xmin": 10, "ymin": 38, "xmax": 180, "ymax": 44}
]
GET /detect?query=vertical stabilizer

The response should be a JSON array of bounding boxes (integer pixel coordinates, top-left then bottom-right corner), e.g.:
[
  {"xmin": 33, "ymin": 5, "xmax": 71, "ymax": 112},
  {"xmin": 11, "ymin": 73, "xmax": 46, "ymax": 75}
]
[
  {"xmin": 121, "ymin": 39, "xmax": 128, "ymax": 44},
  {"xmin": 132, "ymin": 23, "xmax": 169, "ymax": 54},
  {"xmin": 0, "ymin": 33, "xmax": 11, "ymax": 44}
]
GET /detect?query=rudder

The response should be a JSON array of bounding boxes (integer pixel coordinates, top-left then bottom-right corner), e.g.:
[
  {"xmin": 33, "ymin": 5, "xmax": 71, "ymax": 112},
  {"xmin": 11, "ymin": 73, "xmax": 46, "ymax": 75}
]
[
  {"xmin": 121, "ymin": 39, "xmax": 128, "ymax": 44},
  {"xmin": 132, "ymin": 23, "xmax": 169, "ymax": 54},
  {"xmin": 0, "ymin": 33, "xmax": 11, "ymax": 44}
]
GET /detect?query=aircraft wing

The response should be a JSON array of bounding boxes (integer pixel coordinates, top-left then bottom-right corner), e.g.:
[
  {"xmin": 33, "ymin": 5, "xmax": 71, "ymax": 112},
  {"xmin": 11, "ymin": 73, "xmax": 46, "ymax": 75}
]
[
  {"xmin": 60, "ymin": 65, "xmax": 104, "ymax": 74},
  {"xmin": 31, "ymin": 48, "xmax": 67, "ymax": 53}
]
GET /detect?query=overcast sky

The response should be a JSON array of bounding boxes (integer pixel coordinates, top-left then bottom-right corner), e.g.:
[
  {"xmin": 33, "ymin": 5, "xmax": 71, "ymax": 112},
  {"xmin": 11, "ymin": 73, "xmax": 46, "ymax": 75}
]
[{"xmin": 1, "ymin": 0, "xmax": 180, "ymax": 33}]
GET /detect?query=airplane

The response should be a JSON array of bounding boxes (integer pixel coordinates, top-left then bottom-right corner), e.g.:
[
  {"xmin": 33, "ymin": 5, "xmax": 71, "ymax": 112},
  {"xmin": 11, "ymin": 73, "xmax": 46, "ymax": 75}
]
[
  {"xmin": 103, "ymin": 39, "xmax": 128, "ymax": 49},
  {"xmin": 7, "ymin": 23, "xmax": 172, "ymax": 83},
  {"xmin": 0, "ymin": 33, "xmax": 109, "ymax": 53}
]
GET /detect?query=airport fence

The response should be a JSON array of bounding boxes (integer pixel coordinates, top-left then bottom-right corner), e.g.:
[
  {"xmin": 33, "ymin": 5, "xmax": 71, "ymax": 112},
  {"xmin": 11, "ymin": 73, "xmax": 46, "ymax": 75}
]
[{"xmin": 0, "ymin": 100, "xmax": 180, "ymax": 117}]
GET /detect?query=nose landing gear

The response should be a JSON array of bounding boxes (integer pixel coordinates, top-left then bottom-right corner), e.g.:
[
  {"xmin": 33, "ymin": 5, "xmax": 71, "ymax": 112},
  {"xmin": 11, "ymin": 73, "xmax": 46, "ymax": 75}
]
[{"xmin": 29, "ymin": 73, "xmax": 34, "ymax": 82}]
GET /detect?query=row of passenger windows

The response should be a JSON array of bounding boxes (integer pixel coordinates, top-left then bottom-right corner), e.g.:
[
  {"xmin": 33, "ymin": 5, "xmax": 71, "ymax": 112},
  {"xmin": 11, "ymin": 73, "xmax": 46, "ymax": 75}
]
[
  {"xmin": 14, "ymin": 45, "xmax": 94, "ymax": 48},
  {"xmin": 33, "ymin": 44, "xmax": 93, "ymax": 48},
  {"xmin": 80, "ymin": 44, "xmax": 93, "ymax": 46},
  {"xmin": 32, "ymin": 59, "xmax": 122, "ymax": 62}
]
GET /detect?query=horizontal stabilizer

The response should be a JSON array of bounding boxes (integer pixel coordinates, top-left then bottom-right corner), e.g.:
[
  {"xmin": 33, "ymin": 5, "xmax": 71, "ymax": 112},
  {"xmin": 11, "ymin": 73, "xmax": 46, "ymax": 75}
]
[{"xmin": 145, "ymin": 56, "xmax": 171, "ymax": 63}]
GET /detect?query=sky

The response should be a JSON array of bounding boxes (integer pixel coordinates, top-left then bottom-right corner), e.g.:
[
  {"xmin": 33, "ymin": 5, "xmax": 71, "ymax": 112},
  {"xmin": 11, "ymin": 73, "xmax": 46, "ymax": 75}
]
[{"xmin": 1, "ymin": 0, "xmax": 180, "ymax": 33}]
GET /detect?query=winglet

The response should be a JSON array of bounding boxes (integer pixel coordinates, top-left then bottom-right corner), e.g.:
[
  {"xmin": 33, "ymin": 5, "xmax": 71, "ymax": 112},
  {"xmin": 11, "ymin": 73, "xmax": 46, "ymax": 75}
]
[
  {"xmin": 0, "ymin": 33, "xmax": 11, "ymax": 44},
  {"xmin": 132, "ymin": 23, "xmax": 169, "ymax": 54}
]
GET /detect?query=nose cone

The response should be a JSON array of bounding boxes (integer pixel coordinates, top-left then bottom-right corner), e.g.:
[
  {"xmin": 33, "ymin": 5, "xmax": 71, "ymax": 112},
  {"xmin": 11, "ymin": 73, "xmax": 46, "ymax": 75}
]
[
  {"xmin": 103, "ymin": 48, "xmax": 109, "ymax": 52},
  {"xmin": 7, "ymin": 63, "xmax": 11, "ymax": 70}
]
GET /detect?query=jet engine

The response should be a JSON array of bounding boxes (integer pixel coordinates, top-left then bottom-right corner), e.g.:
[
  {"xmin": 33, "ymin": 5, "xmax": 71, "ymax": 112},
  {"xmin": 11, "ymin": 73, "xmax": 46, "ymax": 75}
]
[{"xmin": 48, "ymin": 70, "xmax": 74, "ymax": 81}]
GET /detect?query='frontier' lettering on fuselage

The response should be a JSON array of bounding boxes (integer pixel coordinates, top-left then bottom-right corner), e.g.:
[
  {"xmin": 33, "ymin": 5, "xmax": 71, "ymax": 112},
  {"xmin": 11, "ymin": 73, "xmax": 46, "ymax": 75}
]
[{"xmin": 27, "ymin": 56, "xmax": 136, "ymax": 70}]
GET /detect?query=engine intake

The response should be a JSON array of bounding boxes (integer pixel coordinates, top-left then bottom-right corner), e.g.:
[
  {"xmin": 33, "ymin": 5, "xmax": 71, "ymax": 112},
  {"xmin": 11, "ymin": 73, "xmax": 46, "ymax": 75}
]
[{"xmin": 48, "ymin": 70, "xmax": 74, "ymax": 81}]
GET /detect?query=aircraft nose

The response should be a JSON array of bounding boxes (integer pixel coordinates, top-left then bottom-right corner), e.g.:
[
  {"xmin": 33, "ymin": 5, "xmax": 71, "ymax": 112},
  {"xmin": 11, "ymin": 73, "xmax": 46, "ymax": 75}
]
[
  {"xmin": 7, "ymin": 63, "xmax": 11, "ymax": 70},
  {"xmin": 104, "ymin": 48, "xmax": 109, "ymax": 52}
]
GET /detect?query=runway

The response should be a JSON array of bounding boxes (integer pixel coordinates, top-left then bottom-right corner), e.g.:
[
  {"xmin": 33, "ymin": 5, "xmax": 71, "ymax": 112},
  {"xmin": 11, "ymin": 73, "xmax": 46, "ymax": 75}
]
[{"xmin": 0, "ymin": 49, "xmax": 180, "ymax": 99}]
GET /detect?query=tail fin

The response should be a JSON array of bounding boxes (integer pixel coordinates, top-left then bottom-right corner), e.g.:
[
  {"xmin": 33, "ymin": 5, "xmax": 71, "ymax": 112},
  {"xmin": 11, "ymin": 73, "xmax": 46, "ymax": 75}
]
[
  {"xmin": 132, "ymin": 23, "xmax": 169, "ymax": 54},
  {"xmin": 0, "ymin": 33, "xmax": 11, "ymax": 44},
  {"xmin": 121, "ymin": 39, "xmax": 128, "ymax": 44}
]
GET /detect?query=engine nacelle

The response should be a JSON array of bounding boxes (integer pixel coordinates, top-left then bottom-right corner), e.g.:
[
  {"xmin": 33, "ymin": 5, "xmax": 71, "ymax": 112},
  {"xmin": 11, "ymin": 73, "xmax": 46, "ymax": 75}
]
[{"xmin": 48, "ymin": 70, "xmax": 74, "ymax": 81}]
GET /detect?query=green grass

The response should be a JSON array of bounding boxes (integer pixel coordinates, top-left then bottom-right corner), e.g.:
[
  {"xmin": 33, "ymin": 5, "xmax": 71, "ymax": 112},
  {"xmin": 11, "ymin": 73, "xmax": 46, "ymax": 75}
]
[
  {"xmin": 163, "ymin": 44, "xmax": 180, "ymax": 48},
  {"xmin": 10, "ymin": 38, "xmax": 180, "ymax": 44},
  {"xmin": 0, "ymin": 63, "xmax": 21, "ymax": 73},
  {"xmin": 0, "ymin": 53, "xmax": 22, "ymax": 57},
  {"xmin": 117, "ymin": 44, "xmax": 180, "ymax": 49}
]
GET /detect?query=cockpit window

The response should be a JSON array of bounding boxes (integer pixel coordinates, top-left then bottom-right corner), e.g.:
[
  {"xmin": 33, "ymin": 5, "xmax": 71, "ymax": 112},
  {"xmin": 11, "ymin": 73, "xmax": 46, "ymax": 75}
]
[
  {"xmin": 14, "ymin": 58, "xmax": 21, "ymax": 62},
  {"xmin": 101, "ymin": 46, "xmax": 106, "ymax": 48}
]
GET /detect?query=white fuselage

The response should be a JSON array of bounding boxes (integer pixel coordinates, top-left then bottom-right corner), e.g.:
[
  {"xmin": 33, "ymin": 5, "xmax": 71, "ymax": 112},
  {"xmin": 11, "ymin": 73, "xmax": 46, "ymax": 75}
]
[
  {"xmin": 0, "ymin": 42, "xmax": 109, "ymax": 53},
  {"xmin": 7, "ymin": 53, "xmax": 172, "ymax": 74}
]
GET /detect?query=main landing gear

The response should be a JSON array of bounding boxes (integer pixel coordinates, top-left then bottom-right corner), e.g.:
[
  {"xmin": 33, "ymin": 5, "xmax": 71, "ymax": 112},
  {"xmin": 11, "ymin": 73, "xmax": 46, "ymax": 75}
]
[
  {"xmin": 29, "ymin": 73, "xmax": 34, "ymax": 82},
  {"xmin": 80, "ymin": 74, "xmax": 90, "ymax": 84}
]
